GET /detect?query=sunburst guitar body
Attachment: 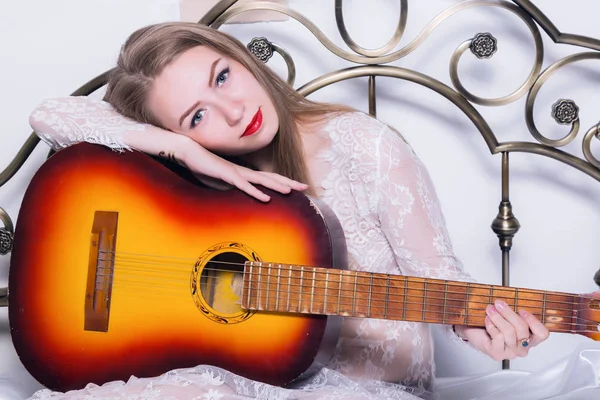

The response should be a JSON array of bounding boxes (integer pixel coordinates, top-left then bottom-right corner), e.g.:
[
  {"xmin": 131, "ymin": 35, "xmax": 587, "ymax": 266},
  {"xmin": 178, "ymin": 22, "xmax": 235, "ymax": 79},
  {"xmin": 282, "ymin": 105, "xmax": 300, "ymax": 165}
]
[
  {"xmin": 8, "ymin": 143, "xmax": 600, "ymax": 393},
  {"xmin": 9, "ymin": 143, "xmax": 346, "ymax": 391}
]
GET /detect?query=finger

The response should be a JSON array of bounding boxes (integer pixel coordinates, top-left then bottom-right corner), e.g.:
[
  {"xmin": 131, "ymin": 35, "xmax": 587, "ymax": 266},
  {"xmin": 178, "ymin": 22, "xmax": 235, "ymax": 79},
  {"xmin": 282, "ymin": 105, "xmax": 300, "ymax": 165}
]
[
  {"xmin": 289, "ymin": 181, "xmax": 310, "ymax": 191},
  {"xmin": 494, "ymin": 300, "xmax": 531, "ymax": 347},
  {"xmin": 262, "ymin": 172, "xmax": 309, "ymax": 191},
  {"xmin": 486, "ymin": 304, "xmax": 517, "ymax": 348},
  {"xmin": 242, "ymin": 172, "xmax": 292, "ymax": 194},
  {"xmin": 231, "ymin": 178, "xmax": 271, "ymax": 202},
  {"xmin": 519, "ymin": 309, "xmax": 550, "ymax": 346},
  {"xmin": 484, "ymin": 316, "xmax": 506, "ymax": 360}
]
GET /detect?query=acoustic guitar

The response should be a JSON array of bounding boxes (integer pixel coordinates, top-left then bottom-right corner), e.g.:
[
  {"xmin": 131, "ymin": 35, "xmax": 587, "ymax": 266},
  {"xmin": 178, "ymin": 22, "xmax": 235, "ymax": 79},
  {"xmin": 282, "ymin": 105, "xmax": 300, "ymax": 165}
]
[{"xmin": 8, "ymin": 143, "xmax": 600, "ymax": 392}]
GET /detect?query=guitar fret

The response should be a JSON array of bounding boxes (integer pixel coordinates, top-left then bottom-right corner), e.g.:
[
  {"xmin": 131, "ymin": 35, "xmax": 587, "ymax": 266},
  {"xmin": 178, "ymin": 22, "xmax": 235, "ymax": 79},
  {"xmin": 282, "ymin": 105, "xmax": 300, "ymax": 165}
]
[
  {"xmin": 310, "ymin": 269, "xmax": 316, "ymax": 314},
  {"xmin": 402, "ymin": 276, "xmax": 408, "ymax": 320},
  {"xmin": 257, "ymin": 262, "xmax": 263, "ymax": 309},
  {"xmin": 442, "ymin": 281, "xmax": 448, "ymax": 324},
  {"xmin": 286, "ymin": 266, "xmax": 292, "ymax": 312},
  {"xmin": 246, "ymin": 262, "xmax": 254, "ymax": 309},
  {"xmin": 488, "ymin": 285, "xmax": 493, "ymax": 325},
  {"xmin": 275, "ymin": 264, "xmax": 281, "ymax": 312},
  {"xmin": 244, "ymin": 266, "xmax": 582, "ymax": 332},
  {"xmin": 367, "ymin": 275, "xmax": 373, "ymax": 318},
  {"xmin": 464, "ymin": 283, "xmax": 470, "ymax": 325},
  {"xmin": 570, "ymin": 294, "xmax": 576, "ymax": 333},
  {"xmin": 324, "ymin": 271, "xmax": 329, "ymax": 314},
  {"xmin": 384, "ymin": 275, "xmax": 390, "ymax": 319},
  {"xmin": 542, "ymin": 291, "xmax": 547, "ymax": 324},
  {"xmin": 352, "ymin": 273, "xmax": 358, "ymax": 315},
  {"xmin": 265, "ymin": 263, "xmax": 271, "ymax": 310},
  {"xmin": 422, "ymin": 280, "xmax": 428, "ymax": 322},
  {"xmin": 337, "ymin": 272, "xmax": 343, "ymax": 314},
  {"xmin": 298, "ymin": 267, "xmax": 304, "ymax": 311}
]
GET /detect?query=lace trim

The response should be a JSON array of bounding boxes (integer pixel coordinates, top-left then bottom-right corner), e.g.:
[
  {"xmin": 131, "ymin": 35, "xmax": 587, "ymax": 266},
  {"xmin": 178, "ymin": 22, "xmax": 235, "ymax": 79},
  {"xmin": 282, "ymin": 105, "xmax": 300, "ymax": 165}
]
[
  {"xmin": 30, "ymin": 97, "xmax": 146, "ymax": 152},
  {"xmin": 314, "ymin": 112, "xmax": 476, "ymax": 390}
]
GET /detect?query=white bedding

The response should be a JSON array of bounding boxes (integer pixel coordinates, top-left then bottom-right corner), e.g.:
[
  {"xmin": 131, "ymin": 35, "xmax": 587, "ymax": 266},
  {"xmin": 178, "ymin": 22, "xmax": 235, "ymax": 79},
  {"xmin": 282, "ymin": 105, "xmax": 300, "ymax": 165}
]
[{"xmin": 1, "ymin": 344, "xmax": 599, "ymax": 400}]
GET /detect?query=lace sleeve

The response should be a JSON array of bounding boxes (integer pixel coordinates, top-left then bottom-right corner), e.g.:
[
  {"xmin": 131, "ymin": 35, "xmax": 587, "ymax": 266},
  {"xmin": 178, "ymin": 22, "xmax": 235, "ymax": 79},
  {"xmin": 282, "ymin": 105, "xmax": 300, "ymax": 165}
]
[
  {"xmin": 370, "ymin": 123, "xmax": 481, "ymax": 348},
  {"xmin": 372, "ymin": 125, "xmax": 475, "ymax": 282},
  {"xmin": 29, "ymin": 96, "xmax": 148, "ymax": 152}
]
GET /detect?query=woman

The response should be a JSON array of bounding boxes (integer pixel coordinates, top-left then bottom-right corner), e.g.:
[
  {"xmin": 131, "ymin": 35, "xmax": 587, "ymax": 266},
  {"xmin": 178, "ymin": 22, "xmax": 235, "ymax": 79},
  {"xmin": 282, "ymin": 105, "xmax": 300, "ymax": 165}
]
[{"xmin": 28, "ymin": 22, "xmax": 549, "ymax": 400}]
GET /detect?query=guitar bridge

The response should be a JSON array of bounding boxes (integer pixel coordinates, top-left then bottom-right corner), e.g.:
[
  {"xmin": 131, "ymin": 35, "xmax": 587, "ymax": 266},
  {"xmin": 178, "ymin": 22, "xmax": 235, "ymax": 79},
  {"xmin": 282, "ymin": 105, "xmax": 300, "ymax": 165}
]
[{"xmin": 84, "ymin": 211, "xmax": 118, "ymax": 332}]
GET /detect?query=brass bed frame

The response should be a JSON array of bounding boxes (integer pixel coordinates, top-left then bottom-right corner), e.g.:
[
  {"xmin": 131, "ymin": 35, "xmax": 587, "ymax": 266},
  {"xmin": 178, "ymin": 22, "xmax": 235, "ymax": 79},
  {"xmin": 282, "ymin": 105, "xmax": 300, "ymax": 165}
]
[{"xmin": 1, "ymin": 0, "xmax": 599, "ymax": 371}]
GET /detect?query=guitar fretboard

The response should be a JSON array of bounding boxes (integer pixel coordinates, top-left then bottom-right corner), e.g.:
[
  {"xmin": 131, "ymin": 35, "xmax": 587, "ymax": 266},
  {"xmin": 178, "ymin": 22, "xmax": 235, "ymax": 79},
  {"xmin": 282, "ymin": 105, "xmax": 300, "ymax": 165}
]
[{"xmin": 241, "ymin": 262, "xmax": 588, "ymax": 334}]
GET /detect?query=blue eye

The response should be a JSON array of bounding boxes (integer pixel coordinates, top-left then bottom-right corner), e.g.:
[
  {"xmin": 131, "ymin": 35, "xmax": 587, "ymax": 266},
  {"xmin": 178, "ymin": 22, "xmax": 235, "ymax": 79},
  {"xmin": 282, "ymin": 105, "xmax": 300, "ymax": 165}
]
[
  {"xmin": 216, "ymin": 68, "xmax": 229, "ymax": 87},
  {"xmin": 190, "ymin": 109, "xmax": 205, "ymax": 128}
]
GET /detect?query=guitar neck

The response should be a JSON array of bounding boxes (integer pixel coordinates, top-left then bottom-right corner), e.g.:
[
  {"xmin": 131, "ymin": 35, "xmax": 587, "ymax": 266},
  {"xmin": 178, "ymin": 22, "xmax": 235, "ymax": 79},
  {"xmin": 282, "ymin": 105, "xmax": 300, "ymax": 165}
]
[{"xmin": 241, "ymin": 262, "xmax": 587, "ymax": 334}]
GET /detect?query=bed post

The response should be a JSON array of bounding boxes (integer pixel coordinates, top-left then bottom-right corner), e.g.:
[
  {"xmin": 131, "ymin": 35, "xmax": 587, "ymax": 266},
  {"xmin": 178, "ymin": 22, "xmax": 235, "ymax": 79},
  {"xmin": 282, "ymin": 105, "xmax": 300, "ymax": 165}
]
[{"xmin": 491, "ymin": 152, "xmax": 520, "ymax": 369}]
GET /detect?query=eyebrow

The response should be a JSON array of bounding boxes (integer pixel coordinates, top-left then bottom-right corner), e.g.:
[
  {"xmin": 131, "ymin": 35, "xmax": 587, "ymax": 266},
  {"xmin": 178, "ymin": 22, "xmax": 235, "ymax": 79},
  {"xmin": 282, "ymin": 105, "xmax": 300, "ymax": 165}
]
[{"xmin": 178, "ymin": 58, "xmax": 222, "ymax": 127}]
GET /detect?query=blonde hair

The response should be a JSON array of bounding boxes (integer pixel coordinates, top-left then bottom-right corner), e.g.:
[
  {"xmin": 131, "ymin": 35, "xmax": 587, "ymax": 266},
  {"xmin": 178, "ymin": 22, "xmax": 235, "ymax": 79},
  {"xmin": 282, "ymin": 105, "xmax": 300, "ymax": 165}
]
[{"xmin": 104, "ymin": 22, "xmax": 353, "ymax": 192}]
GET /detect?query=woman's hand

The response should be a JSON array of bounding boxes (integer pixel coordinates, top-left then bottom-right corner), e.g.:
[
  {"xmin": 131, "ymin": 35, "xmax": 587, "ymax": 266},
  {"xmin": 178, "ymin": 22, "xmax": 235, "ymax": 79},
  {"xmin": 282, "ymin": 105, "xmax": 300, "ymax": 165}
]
[
  {"xmin": 454, "ymin": 299, "xmax": 550, "ymax": 361},
  {"xmin": 179, "ymin": 139, "xmax": 308, "ymax": 202},
  {"xmin": 193, "ymin": 162, "xmax": 309, "ymax": 203}
]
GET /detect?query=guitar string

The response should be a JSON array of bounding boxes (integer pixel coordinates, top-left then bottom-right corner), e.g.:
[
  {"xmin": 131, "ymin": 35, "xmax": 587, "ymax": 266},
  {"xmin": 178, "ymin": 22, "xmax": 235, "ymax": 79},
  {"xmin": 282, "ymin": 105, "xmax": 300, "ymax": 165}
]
[
  {"xmin": 107, "ymin": 270, "xmax": 584, "ymax": 316},
  {"xmin": 105, "ymin": 283, "xmax": 598, "ymax": 332},
  {"xmin": 107, "ymin": 271, "xmax": 585, "ymax": 316},
  {"xmin": 101, "ymin": 251, "xmax": 595, "ymax": 302},
  {"xmin": 102, "ymin": 254, "xmax": 590, "ymax": 303},
  {"xmin": 102, "ymin": 258, "xmax": 593, "ymax": 311},
  {"xmin": 106, "ymin": 274, "xmax": 599, "ymax": 328},
  {"xmin": 101, "ymin": 249, "xmax": 593, "ymax": 299},
  {"xmin": 92, "ymin": 253, "xmax": 597, "ymax": 326}
]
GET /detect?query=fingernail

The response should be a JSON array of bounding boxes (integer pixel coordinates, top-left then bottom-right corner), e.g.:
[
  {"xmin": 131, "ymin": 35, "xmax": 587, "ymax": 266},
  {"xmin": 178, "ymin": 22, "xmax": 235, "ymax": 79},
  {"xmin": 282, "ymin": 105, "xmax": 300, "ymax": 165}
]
[
  {"xmin": 519, "ymin": 310, "xmax": 531, "ymax": 318},
  {"xmin": 494, "ymin": 299, "xmax": 507, "ymax": 310},
  {"xmin": 486, "ymin": 305, "xmax": 498, "ymax": 316}
]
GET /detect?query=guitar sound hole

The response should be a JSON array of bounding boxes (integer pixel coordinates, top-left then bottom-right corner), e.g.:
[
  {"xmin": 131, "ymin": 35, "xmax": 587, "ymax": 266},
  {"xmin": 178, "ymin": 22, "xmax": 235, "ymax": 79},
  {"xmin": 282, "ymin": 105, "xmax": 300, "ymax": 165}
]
[{"xmin": 200, "ymin": 252, "xmax": 247, "ymax": 314}]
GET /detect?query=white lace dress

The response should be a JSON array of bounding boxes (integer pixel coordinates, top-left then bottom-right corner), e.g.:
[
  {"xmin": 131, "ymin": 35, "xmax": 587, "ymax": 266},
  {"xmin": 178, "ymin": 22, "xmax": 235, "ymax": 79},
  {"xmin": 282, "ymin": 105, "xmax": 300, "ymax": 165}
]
[{"xmin": 27, "ymin": 98, "xmax": 476, "ymax": 400}]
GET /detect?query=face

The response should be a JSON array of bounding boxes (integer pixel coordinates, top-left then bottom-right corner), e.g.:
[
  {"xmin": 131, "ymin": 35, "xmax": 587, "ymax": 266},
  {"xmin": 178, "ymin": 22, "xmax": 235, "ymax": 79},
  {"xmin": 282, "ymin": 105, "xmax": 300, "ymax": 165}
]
[{"xmin": 147, "ymin": 45, "xmax": 279, "ymax": 156}]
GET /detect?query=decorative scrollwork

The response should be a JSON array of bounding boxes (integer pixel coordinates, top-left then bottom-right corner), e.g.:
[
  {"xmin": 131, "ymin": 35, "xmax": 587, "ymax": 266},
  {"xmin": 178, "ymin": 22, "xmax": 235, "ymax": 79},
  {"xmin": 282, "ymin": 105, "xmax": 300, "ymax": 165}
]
[
  {"xmin": 246, "ymin": 37, "xmax": 296, "ymax": 86},
  {"xmin": 247, "ymin": 37, "xmax": 274, "ymax": 63},
  {"xmin": 335, "ymin": 0, "xmax": 408, "ymax": 57},
  {"xmin": 449, "ymin": 3, "xmax": 543, "ymax": 107},
  {"xmin": 214, "ymin": 1, "xmax": 543, "ymax": 66},
  {"xmin": 525, "ymin": 52, "xmax": 600, "ymax": 147},
  {"xmin": 0, "ymin": 229, "xmax": 13, "ymax": 256},
  {"xmin": 582, "ymin": 123, "xmax": 600, "ymax": 169},
  {"xmin": 552, "ymin": 99, "xmax": 579, "ymax": 125},
  {"xmin": 470, "ymin": 32, "xmax": 498, "ymax": 59},
  {"xmin": 0, "ymin": 207, "xmax": 13, "ymax": 255}
]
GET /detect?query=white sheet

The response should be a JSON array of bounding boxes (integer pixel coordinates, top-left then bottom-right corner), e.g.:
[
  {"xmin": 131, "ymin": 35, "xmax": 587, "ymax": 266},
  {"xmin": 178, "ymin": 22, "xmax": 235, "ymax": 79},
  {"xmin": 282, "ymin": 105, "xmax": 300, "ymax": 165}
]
[{"xmin": 1, "ymin": 344, "xmax": 598, "ymax": 400}]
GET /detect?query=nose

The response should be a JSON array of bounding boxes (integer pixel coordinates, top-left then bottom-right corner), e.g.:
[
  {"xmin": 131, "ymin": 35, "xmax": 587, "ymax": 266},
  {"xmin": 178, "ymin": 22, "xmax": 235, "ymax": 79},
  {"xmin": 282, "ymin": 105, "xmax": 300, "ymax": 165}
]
[{"xmin": 215, "ymin": 97, "xmax": 244, "ymax": 126}]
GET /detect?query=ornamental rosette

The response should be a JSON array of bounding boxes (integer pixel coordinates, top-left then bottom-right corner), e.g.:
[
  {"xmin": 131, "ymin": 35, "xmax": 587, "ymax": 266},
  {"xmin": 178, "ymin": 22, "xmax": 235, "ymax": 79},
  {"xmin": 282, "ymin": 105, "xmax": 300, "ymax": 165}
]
[
  {"xmin": 247, "ymin": 37, "xmax": 274, "ymax": 63},
  {"xmin": 470, "ymin": 33, "xmax": 498, "ymax": 59},
  {"xmin": 552, "ymin": 99, "xmax": 579, "ymax": 125},
  {"xmin": 0, "ymin": 228, "xmax": 13, "ymax": 255}
]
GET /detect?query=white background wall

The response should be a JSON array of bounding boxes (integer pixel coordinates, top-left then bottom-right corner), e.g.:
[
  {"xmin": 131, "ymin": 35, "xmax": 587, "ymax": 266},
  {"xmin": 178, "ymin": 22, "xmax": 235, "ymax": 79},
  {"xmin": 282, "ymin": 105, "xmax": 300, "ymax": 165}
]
[{"xmin": 1, "ymin": 1, "xmax": 599, "ymax": 398}]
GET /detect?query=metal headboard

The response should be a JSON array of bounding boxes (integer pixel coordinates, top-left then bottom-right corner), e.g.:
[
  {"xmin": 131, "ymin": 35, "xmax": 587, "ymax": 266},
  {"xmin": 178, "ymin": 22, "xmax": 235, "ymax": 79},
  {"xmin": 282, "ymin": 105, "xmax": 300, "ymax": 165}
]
[{"xmin": 1, "ymin": 0, "xmax": 599, "ymax": 370}]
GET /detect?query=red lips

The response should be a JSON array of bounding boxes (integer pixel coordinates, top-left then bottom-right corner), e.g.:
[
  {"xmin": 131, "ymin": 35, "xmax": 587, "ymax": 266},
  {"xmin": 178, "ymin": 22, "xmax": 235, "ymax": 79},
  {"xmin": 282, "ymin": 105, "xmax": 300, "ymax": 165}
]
[{"xmin": 242, "ymin": 109, "xmax": 262, "ymax": 137}]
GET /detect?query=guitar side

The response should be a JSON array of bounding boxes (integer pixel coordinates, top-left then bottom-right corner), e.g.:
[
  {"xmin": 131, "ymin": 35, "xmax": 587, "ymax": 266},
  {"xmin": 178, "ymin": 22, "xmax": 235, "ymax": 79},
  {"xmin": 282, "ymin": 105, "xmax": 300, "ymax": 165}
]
[{"xmin": 9, "ymin": 143, "xmax": 346, "ymax": 391}]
